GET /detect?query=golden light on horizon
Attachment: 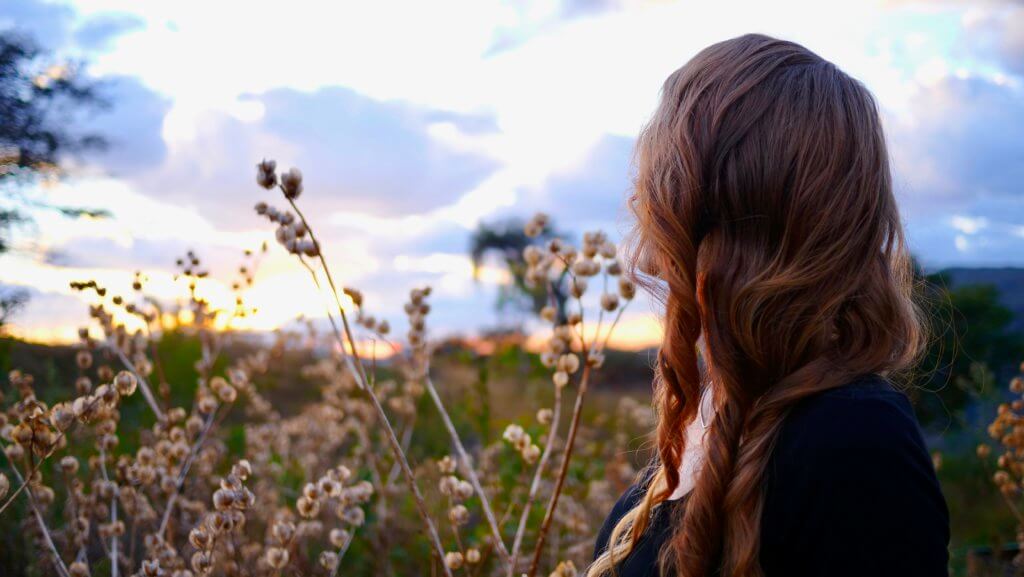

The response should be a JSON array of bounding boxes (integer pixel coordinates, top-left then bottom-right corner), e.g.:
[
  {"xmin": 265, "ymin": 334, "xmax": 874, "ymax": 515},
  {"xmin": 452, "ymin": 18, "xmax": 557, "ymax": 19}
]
[{"xmin": 523, "ymin": 311, "xmax": 663, "ymax": 353}]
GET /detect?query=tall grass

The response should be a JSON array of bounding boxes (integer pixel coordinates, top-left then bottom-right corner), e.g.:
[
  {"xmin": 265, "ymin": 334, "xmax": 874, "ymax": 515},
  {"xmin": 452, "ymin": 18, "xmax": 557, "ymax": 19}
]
[{"xmin": 0, "ymin": 161, "xmax": 652, "ymax": 577}]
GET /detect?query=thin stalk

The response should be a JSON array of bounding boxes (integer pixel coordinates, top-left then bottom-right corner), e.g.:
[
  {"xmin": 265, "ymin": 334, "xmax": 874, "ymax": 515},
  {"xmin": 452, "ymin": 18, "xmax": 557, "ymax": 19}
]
[
  {"xmin": 286, "ymin": 198, "xmax": 371, "ymax": 387},
  {"xmin": 285, "ymin": 196, "xmax": 452, "ymax": 577},
  {"xmin": 447, "ymin": 496, "xmax": 467, "ymax": 555},
  {"xmin": 598, "ymin": 303, "xmax": 629, "ymax": 352},
  {"xmin": 424, "ymin": 375, "xmax": 511, "ymax": 568},
  {"xmin": 472, "ymin": 468, "xmax": 528, "ymax": 577},
  {"xmin": 98, "ymin": 447, "xmax": 119, "ymax": 577},
  {"xmin": 526, "ymin": 363, "xmax": 593, "ymax": 577},
  {"xmin": 109, "ymin": 343, "xmax": 165, "ymax": 421},
  {"xmin": 157, "ymin": 406, "xmax": 220, "ymax": 538},
  {"xmin": 328, "ymin": 528, "xmax": 357, "ymax": 577},
  {"xmin": 63, "ymin": 473, "xmax": 88, "ymax": 562},
  {"xmin": 388, "ymin": 416, "xmax": 417, "ymax": 486},
  {"xmin": 1, "ymin": 452, "xmax": 72, "ymax": 577},
  {"xmin": 508, "ymin": 383, "xmax": 563, "ymax": 575}
]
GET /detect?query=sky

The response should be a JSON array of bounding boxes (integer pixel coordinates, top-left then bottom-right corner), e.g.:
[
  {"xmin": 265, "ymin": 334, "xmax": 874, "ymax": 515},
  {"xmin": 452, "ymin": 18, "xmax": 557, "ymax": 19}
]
[{"xmin": 1, "ymin": 0, "xmax": 1022, "ymax": 346}]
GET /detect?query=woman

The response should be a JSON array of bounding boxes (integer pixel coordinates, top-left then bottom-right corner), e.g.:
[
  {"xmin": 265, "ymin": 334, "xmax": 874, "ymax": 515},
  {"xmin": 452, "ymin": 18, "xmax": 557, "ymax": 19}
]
[{"xmin": 590, "ymin": 34, "xmax": 950, "ymax": 577}]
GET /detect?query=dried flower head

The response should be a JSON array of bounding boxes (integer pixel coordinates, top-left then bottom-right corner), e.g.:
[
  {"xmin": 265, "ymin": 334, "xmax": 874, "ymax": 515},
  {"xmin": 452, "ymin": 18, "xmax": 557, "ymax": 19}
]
[
  {"xmin": 256, "ymin": 159, "xmax": 278, "ymax": 189},
  {"xmin": 444, "ymin": 551, "xmax": 464, "ymax": 570},
  {"xmin": 280, "ymin": 167, "xmax": 303, "ymax": 199}
]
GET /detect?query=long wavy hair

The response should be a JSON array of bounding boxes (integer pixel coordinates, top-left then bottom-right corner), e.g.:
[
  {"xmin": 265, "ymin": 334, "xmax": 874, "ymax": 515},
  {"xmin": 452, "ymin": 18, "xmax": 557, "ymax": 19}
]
[{"xmin": 588, "ymin": 34, "xmax": 926, "ymax": 577}]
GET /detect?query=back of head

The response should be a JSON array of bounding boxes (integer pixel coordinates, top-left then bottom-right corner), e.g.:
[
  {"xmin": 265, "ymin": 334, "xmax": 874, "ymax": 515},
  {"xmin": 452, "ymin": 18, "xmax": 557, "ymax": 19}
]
[{"xmin": 591, "ymin": 33, "xmax": 925, "ymax": 577}]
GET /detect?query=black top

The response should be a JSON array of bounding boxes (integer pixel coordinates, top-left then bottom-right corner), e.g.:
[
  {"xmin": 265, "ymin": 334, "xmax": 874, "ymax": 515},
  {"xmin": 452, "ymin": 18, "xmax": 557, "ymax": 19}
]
[{"xmin": 593, "ymin": 373, "xmax": 950, "ymax": 576}]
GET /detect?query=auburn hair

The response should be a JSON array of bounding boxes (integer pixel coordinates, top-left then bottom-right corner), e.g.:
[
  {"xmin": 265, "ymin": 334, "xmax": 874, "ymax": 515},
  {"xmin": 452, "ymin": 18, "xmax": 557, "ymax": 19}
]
[{"xmin": 588, "ymin": 34, "xmax": 925, "ymax": 577}]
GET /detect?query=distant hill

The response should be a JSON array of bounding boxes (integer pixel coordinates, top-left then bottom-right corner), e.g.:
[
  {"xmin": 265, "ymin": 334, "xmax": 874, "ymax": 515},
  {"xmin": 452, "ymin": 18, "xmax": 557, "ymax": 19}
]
[{"xmin": 935, "ymin": 267, "xmax": 1024, "ymax": 331}]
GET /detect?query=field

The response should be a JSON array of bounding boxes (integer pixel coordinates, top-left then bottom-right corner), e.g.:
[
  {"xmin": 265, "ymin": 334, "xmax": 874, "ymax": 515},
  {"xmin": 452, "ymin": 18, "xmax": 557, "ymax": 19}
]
[{"xmin": 1, "ymin": 163, "xmax": 1023, "ymax": 577}]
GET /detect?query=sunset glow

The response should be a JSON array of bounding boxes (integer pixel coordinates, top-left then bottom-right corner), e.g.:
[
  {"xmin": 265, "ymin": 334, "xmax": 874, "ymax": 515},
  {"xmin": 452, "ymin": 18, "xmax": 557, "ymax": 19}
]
[{"xmin": 2, "ymin": 0, "xmax": 1022, "ymax": 347}]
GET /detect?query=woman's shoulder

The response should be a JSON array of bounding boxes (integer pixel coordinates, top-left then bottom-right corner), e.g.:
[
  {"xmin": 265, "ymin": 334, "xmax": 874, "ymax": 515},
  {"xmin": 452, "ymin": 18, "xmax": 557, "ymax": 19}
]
[
  {"xmin": 593, "ymin": 469, "xmax": 654, "ymax": 555},
  {"xmin": 761, "ymin": 373, "xmax": 950, "ymax": 575},
  {"xmin": 773, "ymin": 372, "xmax": 925, "ymax": 460},
  {"xmin": 593, "ymin": 468, "xmax": 678, "ymax": 571},
  {"xmin": 762, "ymin": 371, "xmax": 947, "ymax": 535}
]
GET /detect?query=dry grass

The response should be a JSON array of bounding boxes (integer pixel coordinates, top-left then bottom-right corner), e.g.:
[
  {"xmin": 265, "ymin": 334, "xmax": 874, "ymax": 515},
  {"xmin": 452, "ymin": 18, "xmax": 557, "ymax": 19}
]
[{"xmin": 0, "ymin": 160, "xmax": 654, "ymax": 577}]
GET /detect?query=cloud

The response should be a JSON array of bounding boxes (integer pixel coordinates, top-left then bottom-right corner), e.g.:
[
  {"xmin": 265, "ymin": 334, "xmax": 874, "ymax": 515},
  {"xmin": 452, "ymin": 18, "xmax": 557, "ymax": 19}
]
[
  {"xmin": 960, "ymin": 1, "xmax": 1024, "ymax": 74},
  {"xmin": 485, "ymin": 0, "xmax": 627, "ymax": 55},
  {"xmin": 81, "ymin": 75, "xmax": 172, "ymax": 174},
  {"xmin": 74, "ymin": 12, "xmax": 145, "ymax": 52},
  {"xmin": 6, "ymin": 0, "xmax": 1024, "ymax": 343},
  {"xmin": 0, "ymin": 1, "xmax": 170, "ymax": 176},
  {"xmin": 132, "ymin": 86, "xmax": 500, "ymax": 225},
  {"xmin": 0, "ymin": 0, "xmax": 143, "ymax": 56},
  {"xmin": 500, "ymin": 134, "xmax": 635, "ymax": 239},
  {"xmin": 0, "ymin": 0, "xmax": 75, "ymax": 50},
  {"xmin": 534, "ymin": 134, "xmax": 634, "ymax": 226},
  {"xmin": 560, "ymin": 0, "xmax": 625, "ymax": 19},
  {"xmin": 42, "ymin": 235, "xmax": 231, "ymax": 272},
  {"xmin": 889, "ymin": 76, "xmax": 1024, "ymax": 216},
  {"xmin": 255, "ymin": 87, "xmax": 499, "ymax": 215}
]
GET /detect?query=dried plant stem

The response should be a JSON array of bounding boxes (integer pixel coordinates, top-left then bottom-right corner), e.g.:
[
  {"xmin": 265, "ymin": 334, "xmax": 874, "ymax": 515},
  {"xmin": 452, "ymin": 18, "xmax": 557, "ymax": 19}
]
[
  {"xmin": 387, "ymin": 417, "xmax": 417, "ymax": 486},
  {"xmin": 1, "ymin": 452, "xmax": 72, "ymax": 577},
  {"xmin": 508, "ymin": 383, "xmax": 563, "ymax": 575},
  {"xmin": 63, "ymin": 474, "xmax": 87, "ymax": 562},
  {"xmin": 286, "ymin": 197, "xmax": 452, "ymax": 577},
  {"xmin": 424, "ymin": 375, "xmax": 511, "ymax": 569},
  {"xmin": 336, "ymin": 320, "xmax": 454, "ymax": 577},
  {"xmin": 448, "ymin": 496, "xmax": 467, "ymax": 555},
  {"xmin": 328, "ymin": 528, "xmax": 357, "ymax": 577},
  {"xmin": 598, "ymin": 304, "xmax": 629, "ymax": 352},
  {"xmin": 0, "ymin": 396, "xmax": 104, "ymax": 517},
  {"xmin": 285, "ymin": 199, "xmax": 370, "ymax": 386},
  {"xmin": 0, "ymin": 446, "xmax": 58, "ymax": 516},
  {"xmin": 472, "ymin": 491, "xmax": 523, "ymax": 577},
  {"xmin": 109, "ymin": 342, "xmax": 165, "ymax": 421},
  {"xmin": 158, "ymin": 406, "xmax": 220, "ymax": 538},
  {"xmin": 526, "ymin": 362, "xmax": 594, "ymax": 577},
  {"xmin": 98, "ymin": 447, "xmax": 120, "ymax": 577}
]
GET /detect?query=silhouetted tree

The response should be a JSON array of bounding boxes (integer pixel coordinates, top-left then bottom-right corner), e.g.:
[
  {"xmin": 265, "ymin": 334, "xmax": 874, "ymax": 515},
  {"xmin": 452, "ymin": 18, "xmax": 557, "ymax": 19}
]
[
  {"xmin": 0, "ymin": 32, "xmax": 109, "ymax": 329},
  {"xmin": 914, "ymin": 271, "xmax": 1024, "ymax": 428},
  {"xmin": 469, "ymin": 217, "xmax": 569, "ymax": 324}
]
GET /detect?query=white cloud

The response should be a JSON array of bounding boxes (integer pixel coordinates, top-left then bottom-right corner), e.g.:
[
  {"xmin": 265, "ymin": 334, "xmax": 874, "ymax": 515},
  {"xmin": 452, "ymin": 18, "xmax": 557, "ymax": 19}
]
[
  {"xmin": 5, "ymin": 0, "xmax": 1024, "ymax": 341},
  {"xmin": 950, "ymin": 215, "xmax": 988, "ymax": 235}
]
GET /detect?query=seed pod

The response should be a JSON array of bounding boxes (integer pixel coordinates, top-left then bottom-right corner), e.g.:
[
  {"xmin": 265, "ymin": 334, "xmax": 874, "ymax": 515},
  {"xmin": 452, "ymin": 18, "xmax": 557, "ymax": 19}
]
[
  {"xmin": 60, "ymin": 455, "xmax": 79, "ymax": 475},
  {"xmin": 448, "ymin": 504, "xmax": 469, "ymax": 526},
  {"xmin": 570, "ymin": 277, "xmax": 588, "ymax": 298},
  {"xmin": 114, "ymin": 371, "xmax": 138, "ymax": 396},
  {"xmin": 280, "ymin": 168, "xmax": 303, "ymax": 199},
  {"xmin": 191, "ymin": 550, "xmax": 213, "ymax": 574},
  {"xmin": 330, "ymin": 528, "xmax": 350, "ymax": 548},
  {"xmin": 297, "ymin": 495, "xmax": 320, "ymax": 518},
  {"xmin": 618, "ymin": 277, "xmax": 637, "ymax": 300},
  {"xmin": 553, "ymin": 371, "xmax": 569, "ymax": 388},
  {"xmin": 600, "ymin": 292, "xmax": 620, "ymax": 312},
  {"xmin": 319, "ymin": 551, "xmax": 339, "ymax": 571},
  {"xmin": 557, "ymin": 354, "xmax": 580, "ymax": 374},
  {"xmin": 522, "ymin": 444, "xmax": 541, "ymax": 464},
  {"xmin": 69, "ymin": 561, "xmax": 90, "ymax": 577},
  {"xmin": 537, "ymin": 408, "xmax": 553, "ymax": 426},
  {"xmin": 341, "ymin": 506, "xmax": 365, "ymax": 526},
  {"xmin": 256, "ymin": 159, "xmax": 278, "ymax": 189},
  {"xmin": 445, "ymin": 552, "xmax": 464, "ymax": 570},
  {"xmin": 266, "ymin": 546, "xmax": 290, "ymax": 569},
  {"xmin": 76, "ymin": 350, "xmax": 93, "ymax": 370}
]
